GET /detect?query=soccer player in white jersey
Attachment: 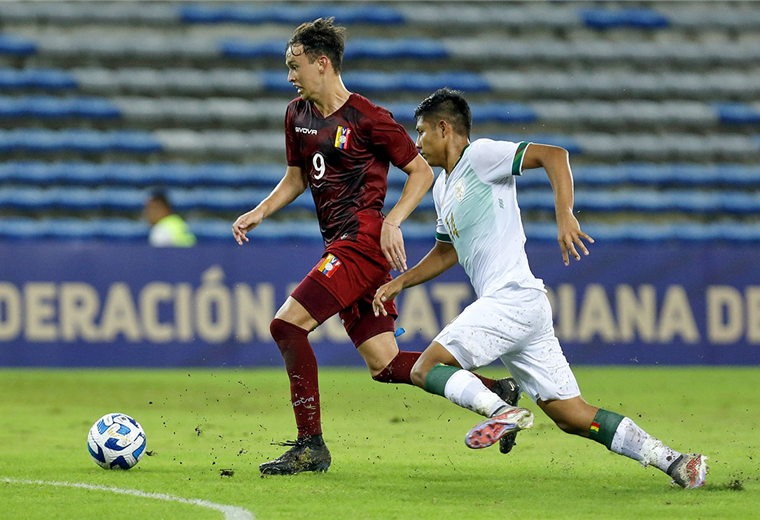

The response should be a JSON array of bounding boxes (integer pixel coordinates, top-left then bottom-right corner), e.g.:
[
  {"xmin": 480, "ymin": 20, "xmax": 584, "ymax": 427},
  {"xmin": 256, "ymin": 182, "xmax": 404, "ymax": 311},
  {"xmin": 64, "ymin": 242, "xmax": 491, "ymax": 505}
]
[{"xmin": 373, "ymin": 88, "xmax": 708, "ymax": 489}]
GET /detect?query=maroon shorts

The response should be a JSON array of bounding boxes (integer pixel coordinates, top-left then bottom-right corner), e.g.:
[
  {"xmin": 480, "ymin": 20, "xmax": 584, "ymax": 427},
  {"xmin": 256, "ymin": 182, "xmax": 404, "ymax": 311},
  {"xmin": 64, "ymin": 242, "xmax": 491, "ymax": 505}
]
[{"xmin": 291, "ymin": 219, "xmax": 398, "ymax": 347}]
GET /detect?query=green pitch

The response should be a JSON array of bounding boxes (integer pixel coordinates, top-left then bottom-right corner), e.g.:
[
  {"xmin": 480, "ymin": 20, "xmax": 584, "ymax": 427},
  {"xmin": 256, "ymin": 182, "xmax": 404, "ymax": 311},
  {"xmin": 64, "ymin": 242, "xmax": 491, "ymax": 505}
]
[{"xmin": 0, "ymin": 367, "xmax": 758, "ymax": 520}]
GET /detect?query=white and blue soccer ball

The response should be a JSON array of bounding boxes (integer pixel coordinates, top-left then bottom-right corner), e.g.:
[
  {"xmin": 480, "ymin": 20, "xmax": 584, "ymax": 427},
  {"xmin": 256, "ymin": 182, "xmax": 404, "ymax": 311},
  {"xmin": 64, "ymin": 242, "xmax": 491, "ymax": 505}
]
[{"xmin": 87, "ymin": 413, "xmax": 147, "ymax": 470}]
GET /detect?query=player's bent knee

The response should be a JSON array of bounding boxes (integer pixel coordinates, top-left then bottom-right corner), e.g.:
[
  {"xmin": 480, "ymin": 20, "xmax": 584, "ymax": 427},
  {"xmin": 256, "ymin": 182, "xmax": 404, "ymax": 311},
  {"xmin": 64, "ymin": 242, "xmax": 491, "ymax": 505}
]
[
  {"xmin": 409, "ymin": 361, "xmax": 428, "ymax": 388},
  {"xmin": 269, "ymin": 318, "xmax": 307, "ymax": 345},
  {"xmin": 366, "ymin": 360, "xmax": 389, "ymax": 379}
]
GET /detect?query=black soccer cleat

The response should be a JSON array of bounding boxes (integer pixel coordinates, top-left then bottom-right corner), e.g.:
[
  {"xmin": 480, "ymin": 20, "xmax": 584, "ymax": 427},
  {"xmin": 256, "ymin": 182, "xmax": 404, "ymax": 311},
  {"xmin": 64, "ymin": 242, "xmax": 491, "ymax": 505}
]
[
  {"xmin": 259, "ymin": 434, "xmax": 332, "ymax": 476},
  {"xmin": 490, "ymin": 378, "xmax": 522, "ymax": 454}
]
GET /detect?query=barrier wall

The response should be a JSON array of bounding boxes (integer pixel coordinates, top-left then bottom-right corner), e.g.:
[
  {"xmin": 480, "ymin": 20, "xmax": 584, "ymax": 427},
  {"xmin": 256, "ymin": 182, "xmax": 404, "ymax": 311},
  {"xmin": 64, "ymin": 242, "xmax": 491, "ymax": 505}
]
[{"xmin": 0, "ymin": 241, "xmax": 758, "ymax": 367}]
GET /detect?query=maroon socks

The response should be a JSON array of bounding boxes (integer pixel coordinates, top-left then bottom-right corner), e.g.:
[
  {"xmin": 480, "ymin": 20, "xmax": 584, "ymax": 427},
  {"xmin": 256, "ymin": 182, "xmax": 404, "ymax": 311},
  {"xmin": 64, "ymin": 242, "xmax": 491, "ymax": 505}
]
[
  {"xmin": 270, "ymin": 318, "xmax": 322, "ymax": 438},
  {"xmin": 372, "ymin": 350, "xmax": 495, "ymax": 389}
]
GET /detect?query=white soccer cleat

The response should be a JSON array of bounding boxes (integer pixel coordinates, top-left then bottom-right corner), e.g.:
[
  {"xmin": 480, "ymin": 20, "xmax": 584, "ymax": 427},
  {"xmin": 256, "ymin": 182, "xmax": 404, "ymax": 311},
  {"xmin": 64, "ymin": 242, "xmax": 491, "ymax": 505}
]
[
  {"xmin": 669, "ymin": 453, "xmax": 709, "ymax": 489},
  {"xmin": 464, "ymin": 407, "xmax": 533, "ymax": 449}
]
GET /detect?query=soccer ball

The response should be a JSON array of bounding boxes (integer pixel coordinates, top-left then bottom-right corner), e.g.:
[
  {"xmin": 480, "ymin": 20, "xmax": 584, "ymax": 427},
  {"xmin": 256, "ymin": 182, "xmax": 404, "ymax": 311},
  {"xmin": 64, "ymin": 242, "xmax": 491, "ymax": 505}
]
[{"xmin": 87, "ymin": 413, "xmax": 147, "ymax": 470}]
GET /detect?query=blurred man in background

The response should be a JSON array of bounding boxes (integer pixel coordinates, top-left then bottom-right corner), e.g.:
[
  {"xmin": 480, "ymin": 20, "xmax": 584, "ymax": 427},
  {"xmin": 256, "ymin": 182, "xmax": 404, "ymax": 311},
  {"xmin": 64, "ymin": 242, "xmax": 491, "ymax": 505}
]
[{"xmin": 144, "ymin": 190, "xmax": 196, "ymax": 247}]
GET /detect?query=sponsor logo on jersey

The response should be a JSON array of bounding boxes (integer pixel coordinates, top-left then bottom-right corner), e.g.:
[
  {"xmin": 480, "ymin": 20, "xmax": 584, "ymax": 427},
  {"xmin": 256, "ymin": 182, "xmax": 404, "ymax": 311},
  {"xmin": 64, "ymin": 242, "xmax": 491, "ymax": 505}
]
[
  {"xmin": 453, "ymin": 177, "xmax": 466, "ymax": 201},
  {"xmin": 295, "ymin": 126, "xmax": 317, "ymax": 135},
  {"xmin": 334, "ymin": 126, "xmax": 351, "ymax": 149},
  {"xmin": 317, "ymin": 253, "xmax": 342, "ymax": 278}
]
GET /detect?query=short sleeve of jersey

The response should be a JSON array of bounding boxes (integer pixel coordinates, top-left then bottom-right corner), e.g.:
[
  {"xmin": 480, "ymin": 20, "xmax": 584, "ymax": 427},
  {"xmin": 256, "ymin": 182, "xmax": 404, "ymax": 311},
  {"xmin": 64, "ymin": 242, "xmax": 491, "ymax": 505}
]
[
  {"xmin": 469, "ymin": 138, "xmax": 531, "ymax": 185},
  {"xmin": 149, "ymin": 224, "xmax": 174, "ymax": 247},
  {"xmin": 370, "ymin": 109, "xmax": 419, "ymax": 169},
  {"xmin": 432, "ymin": 174, "xmax": 451, "ymax": 242},
  {"xmin": 284, "ymin": 103, "xmax": 301, "ymax": 167}
]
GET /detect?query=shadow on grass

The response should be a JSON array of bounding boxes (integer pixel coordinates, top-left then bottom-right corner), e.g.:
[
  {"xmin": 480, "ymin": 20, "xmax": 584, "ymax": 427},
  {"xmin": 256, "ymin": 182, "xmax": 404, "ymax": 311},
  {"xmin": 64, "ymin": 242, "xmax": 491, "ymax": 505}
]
[{"xmin": 704, "ymin": 479, "xmax": 745, "ymax": 491}]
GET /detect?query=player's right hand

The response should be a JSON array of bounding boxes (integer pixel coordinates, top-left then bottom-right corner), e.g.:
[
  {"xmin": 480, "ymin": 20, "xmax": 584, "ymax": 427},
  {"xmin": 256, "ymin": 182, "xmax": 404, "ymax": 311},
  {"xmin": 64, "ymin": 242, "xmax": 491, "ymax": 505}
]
[
  {"xmin": 232, "ymin": 210, "xmax": 263, "ymax": 245},
  {"xmin": 373, "ymin": 278, "xmax": 403, "ymax": 317}
]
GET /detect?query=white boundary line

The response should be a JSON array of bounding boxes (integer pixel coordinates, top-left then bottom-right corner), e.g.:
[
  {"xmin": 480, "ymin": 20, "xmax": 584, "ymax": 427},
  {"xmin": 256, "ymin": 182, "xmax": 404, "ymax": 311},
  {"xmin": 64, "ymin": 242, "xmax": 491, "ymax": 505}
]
[{"xmin": 1, "ymin": 478, "xmax": 255, "ymax": 520}]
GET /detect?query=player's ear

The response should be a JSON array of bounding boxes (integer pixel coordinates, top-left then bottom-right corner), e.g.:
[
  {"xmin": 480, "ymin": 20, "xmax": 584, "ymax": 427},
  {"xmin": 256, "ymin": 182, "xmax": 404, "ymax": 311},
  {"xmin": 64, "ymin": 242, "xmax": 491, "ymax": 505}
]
[
  {"xmin": 438, "ymin": 119, "xmax": 448, "ymax": 137},
  {"xmin": 318, "ymin": 55, "xmax": 328, "ymax": 72}
]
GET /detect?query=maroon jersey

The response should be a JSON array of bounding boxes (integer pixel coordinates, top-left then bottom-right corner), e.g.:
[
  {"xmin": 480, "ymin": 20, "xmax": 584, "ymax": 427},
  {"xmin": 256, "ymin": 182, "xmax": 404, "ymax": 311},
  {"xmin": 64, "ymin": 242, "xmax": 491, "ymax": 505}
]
[{"xmin": 285, "ymin": 93, "xmax": 418, "ymax": 246}]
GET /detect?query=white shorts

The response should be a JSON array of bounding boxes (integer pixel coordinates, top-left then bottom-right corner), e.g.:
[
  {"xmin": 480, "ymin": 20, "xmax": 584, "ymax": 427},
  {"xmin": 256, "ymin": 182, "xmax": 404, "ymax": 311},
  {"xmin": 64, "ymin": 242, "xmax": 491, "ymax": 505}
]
[{"xmin": 433, "ymin": 283, "xmax": 580, "ymax": 403}]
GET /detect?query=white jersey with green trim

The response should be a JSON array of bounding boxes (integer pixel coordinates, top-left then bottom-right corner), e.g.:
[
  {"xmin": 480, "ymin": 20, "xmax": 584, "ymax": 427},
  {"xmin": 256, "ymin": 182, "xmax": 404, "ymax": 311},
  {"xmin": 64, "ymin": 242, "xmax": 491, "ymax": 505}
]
[{"xmin": 433, "ymin": 138, "xmax": 545, "ymax": 298}]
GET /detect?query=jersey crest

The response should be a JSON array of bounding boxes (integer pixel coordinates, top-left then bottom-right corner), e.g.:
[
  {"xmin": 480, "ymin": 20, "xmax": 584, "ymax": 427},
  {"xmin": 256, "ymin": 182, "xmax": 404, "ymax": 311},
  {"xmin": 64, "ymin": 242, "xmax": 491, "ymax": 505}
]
[
  {"xmin": 317, "ymin": 253, "xmax": 342, "ymax": 278},
  {"xmin": 334, "ymin": 126, "xmax": 352, "ymax": 149},
  {"xmin": 453, "ymin": 177, "xmax": 466, "ymax": 201}
]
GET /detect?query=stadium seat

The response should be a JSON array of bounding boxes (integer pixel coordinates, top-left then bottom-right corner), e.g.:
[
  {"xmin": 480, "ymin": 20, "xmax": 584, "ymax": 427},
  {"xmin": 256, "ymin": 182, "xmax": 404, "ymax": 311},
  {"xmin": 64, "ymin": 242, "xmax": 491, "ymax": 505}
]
[
  {"xmin": 713, "ymin": 103, "xmax": 760, "ymax": 125},
  {"xmin": 32, "ymin": 68, "xmax": 755, "ymax": 101},
  {"xmin": 0, "ymin": 34, "xmax": 36, "ymax": 56},
  {"xmin": 1, "ymin": 2, "xmax": 759, "ymax": 245},
  {"xmin": 579, "ymin": 8, "xmax": 670, "ymax": 29}
]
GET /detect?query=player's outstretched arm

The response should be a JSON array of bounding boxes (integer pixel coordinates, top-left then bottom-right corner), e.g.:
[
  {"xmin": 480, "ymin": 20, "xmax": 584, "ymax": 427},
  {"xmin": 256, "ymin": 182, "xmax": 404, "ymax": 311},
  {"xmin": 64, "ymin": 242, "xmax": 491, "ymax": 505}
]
[
  {"xmin": 373, "ymin": 240, "xmax": 458, "ymax": 316},
  {"xmin": 381, "ymin": 155, "xmax": 434, "ymax": 272},
  {"xmin": 522, "ymin": 144, "xmax": 594, "ymax": 265},
  {"xmin": 232, "ymin": 166, "xmax": 307, "ymax": 245}
]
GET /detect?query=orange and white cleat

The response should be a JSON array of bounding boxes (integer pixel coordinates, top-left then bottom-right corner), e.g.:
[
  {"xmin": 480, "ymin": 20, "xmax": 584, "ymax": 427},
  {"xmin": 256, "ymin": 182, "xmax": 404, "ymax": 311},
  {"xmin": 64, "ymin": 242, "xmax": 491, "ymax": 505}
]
[
  {"xmin": 464, "ymin": 407, "xmax": 533, "ymax": 450},
  {"xmin": 668, "ymin": 453, "xmax": 709, "ymax": 489}
]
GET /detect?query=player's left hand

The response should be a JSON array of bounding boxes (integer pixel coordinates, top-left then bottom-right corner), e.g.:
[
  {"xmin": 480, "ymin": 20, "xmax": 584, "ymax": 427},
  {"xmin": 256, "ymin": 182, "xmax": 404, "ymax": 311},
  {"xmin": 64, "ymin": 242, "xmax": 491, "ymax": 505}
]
[
  {"xmin": 381, "ymin": 220, "xmax": 407, "ymax": 272},
  {"xmin": 373, "ymin": 278, "xmax": 404, "ymax": 317},
  {"xmin": 557, "ymin": 214, "xmax": 594, "ymax": 266}
]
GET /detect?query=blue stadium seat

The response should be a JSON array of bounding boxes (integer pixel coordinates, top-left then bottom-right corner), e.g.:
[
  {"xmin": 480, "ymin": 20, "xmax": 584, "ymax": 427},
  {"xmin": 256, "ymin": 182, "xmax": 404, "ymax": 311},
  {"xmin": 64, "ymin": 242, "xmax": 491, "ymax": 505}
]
[
  {"xmin": 0, "ymin": 34, "xmax": 37, "ymax": 56},
  {"xmin": 347, "ymin": 39, "xmax": 448, "ymax": 60},
  {"xmin": 0, "ymin": 97, "xmax": 26, "ymax": 118},
  {"xmin": 25, "ymin": 96, "xmax": 72, "ymax": 119},
  {"xmin": 71, "ymin": 97, "xmax": 121, "ymax": 119},
  {"xmin": 0, "ymin": 218, "xmax": 46, "ymax": 240},
  {"xmin": 180, "ymin": 4, "xmax": 404, "ymax": 25},
  {"xmin": 95, "ymin": 219, "xmax": 149, "ymax": 240},
  {"xmin": 111, "ymin": 131, "xmax": 162, "ymax": 154},
  {"xmin": 178, "ymin": 4, "xmax": 226, "ymax": 24},
  {"xmin": 0, "ymin": 69, "xmax": 28, "ymax": 89},
  {"xmin": 0, "ymin": 218, "xmax": 148, "ymax": 241},
  {"xmin": 64, "ymin": 130, "xmax": 115, "ymax": 154},
  {"xmin": 28, "ymin": 69, "xmax": 78, "ymax": 90},
  {"xmin": 19, "ymin": 67, "xmax": 760, "ymax": 101},
  {"xmin": 515, "ymin": 189, "xmax": 760, "ymax": 214},
  {"xmin": 713, "ymin": 103, "xmax": 760, "ymax": 124},
  {"xmin": 580, "ymin": 8, "xmax": 670, "ymax": 29},
  {"xmin": 0, "ymin": 129, "xmax": 161, "ymax": 155},
  {"xmin": 0, "ymin": 217, "xmax": 758, "ymax": 243},
  {"xmin": 0, "ymin": 95, "xmax": 117, "ymax": 119},
  {"xmin": 0, "ymin": 68, "xmax": 76, "ymax": 91},
  {"xmin": 15, "ymin": 129, "xmax": 66, "ymax": 153}
]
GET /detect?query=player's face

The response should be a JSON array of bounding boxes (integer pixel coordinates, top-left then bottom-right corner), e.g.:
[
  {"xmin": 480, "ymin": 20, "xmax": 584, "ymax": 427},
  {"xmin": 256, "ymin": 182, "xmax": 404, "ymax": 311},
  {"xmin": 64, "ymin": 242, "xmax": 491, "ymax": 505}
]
[
  {"xmin": 286, "ymin": 45, "xmax": 320, "ymax": 101},
  {"xmin": 415, "ymin": 117, "xmax": 445, "ymax": 168},
  {"xmin": 144, "ymin": 198, "xmax": 162, "ymax": 225}
]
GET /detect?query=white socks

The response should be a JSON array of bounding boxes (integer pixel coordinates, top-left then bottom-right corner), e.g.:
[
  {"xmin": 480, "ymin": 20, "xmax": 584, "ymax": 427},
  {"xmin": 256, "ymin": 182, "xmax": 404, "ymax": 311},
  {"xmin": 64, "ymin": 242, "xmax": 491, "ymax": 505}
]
[
  {"xmin": 610, "ymin": 417, "xmax": 682, "ymax": 473},
  {"xmin": 442, "ymin": 369, "xmax": 509, "ymax": 417}
]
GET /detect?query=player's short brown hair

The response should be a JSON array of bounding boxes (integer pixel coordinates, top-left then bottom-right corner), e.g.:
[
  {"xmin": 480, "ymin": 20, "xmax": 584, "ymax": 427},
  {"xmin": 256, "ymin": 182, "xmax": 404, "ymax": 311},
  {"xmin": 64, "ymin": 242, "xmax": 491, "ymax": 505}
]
[
  {"xmin": 287, "ymin": 17, "xmax": 346, "ymax": 73},
  {"xmin": 414, "ymin": 88, "xmax": 473, "ymax": 138}
]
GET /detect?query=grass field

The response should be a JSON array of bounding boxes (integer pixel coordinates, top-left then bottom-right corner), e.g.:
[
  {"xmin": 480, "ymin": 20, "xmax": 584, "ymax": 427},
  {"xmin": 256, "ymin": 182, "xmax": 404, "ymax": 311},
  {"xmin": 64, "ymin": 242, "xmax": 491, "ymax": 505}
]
[{"xmin": 0, "ymin": 367, "xmax": 758, "ymax": 520}]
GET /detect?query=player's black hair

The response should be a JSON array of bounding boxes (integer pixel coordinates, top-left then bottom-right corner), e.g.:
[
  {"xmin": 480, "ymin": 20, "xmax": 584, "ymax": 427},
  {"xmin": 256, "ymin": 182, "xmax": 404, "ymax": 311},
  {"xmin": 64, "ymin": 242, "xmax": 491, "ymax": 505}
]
[
  {"xmin": 287, "ymin": 17, "xmax": 346, "ymax": 73},
  {"xmin": 414, "ymin": 88, "xmax": 472, "ymax": 137},
  {"xmin": 149, "ymin": 189, "xmax": 172, "ymax": 210}
]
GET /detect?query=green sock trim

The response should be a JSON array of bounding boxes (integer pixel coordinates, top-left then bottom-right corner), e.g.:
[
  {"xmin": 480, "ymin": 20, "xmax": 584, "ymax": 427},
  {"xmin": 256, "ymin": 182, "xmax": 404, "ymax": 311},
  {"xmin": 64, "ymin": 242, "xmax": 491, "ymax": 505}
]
[
  {"xmin": 424, "ymin": 364, "xmax": 461, "ymax": 397},
  {"xmin": 589, "ymin": 409, "xmax": 625, "ymax": 450}
]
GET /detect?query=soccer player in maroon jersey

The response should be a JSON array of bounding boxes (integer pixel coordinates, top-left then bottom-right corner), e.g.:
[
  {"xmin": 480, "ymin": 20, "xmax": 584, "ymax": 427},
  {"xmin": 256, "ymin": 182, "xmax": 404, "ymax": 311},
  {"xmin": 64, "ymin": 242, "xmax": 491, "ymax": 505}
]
[{"xmin": 232, "ymin": 18, "xmax": 520, "ymax": 475}]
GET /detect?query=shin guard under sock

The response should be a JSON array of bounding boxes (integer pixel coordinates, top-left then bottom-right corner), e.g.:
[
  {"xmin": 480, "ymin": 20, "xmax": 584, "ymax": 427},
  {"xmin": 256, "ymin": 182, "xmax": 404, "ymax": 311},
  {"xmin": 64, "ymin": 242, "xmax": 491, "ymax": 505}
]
[{"xmin": 270, "ymin": 318, "xmax": 321, "ymax": 438}]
